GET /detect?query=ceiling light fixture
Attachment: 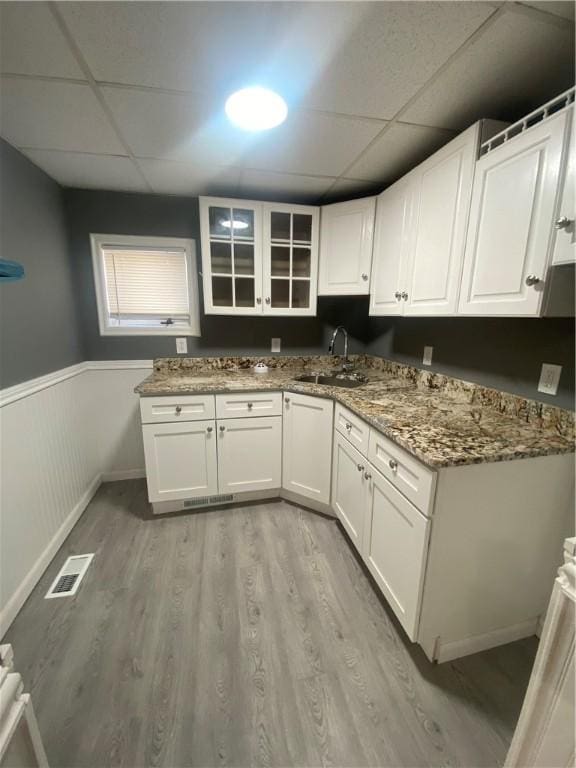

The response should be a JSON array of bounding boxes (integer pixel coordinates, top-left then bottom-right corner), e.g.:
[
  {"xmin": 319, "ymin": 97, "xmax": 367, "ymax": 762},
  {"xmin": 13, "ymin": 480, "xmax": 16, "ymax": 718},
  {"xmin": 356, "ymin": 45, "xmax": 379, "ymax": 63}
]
[
  {"xmin": 225, "ymin": 86, "xmax": 288, "ymax": 131},
  {"xmin": 221, "ymin": 219, "xmax": 249, "ymax": 230}
]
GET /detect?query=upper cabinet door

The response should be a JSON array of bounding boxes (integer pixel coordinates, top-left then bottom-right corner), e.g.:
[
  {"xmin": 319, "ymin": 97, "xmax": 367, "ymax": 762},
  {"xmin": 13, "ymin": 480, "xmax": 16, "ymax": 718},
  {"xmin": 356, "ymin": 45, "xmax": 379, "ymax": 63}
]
[
  {"xmin": 318, "ymin": 197, "xmax": 376, "ymax": 296},
  {"xmin": 552, "ymin": 111, "xmax": 575, "ymax": 266},
  {"xmin": 262, "ymin": 203, "xmax": 319, "ymax": 316},
  {"xmin": 404, "ymin": 125, "xmax": 479, "ymax": 316},
  {"xmin": 369, "ymin": 177, "xmax": 414, "ymax": 316},
  {"xmin": 200, "ymin": 197, "xmax": 263, "ymax": 315},
  {"xmin": 459, "ymin": 110, "xmax": 569, "ymax": 317}
]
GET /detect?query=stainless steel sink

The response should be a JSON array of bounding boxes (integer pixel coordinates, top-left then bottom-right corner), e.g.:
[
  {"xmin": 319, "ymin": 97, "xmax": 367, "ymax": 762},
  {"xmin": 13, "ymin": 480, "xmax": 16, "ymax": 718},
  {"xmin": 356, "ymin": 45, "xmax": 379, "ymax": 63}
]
[{"xmin": 295, "ymin": 373, "xmax": 367, "ymax": 388}]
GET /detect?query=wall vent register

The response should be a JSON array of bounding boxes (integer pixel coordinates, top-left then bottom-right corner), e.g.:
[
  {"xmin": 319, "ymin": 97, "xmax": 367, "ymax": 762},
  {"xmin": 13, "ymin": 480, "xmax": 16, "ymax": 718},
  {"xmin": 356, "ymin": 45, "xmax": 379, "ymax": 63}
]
[{"xmin": 45, "ymin": 554, "xmax": 94, "ymax": 599}]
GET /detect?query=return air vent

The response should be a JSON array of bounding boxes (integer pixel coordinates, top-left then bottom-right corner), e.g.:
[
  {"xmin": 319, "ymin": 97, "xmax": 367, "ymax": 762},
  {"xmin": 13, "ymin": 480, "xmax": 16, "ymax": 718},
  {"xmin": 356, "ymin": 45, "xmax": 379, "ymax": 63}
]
[
  {"xmin": 479, "ymin": 86, "xmax": 575, "ymax": 158},
  {"xmin": 183, "ymin": 494, "xmax": 234, "ymax": 508},
  {"xmin": 45, "ymin": 554, "xmax": 94, "ymax": 599}
]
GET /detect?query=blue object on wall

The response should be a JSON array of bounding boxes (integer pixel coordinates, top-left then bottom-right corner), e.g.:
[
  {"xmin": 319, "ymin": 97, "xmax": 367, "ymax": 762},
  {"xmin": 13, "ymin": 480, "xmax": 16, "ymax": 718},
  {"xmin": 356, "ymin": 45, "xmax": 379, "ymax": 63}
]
[{"xmin": 0, "ymin": 260, "xmax": 25, "ymax": 282}]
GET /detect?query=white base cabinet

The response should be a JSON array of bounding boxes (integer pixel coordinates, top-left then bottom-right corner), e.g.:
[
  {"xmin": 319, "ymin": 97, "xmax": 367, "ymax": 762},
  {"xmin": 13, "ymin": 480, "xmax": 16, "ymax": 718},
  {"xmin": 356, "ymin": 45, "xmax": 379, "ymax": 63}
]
[
  {"xmin": 332, "ymin": 432, "xmax": 369, "ymax": 551},
  {"xmin": 217, "ymin": 416, "xmax": 281, "ymax": 494},
  {"xmin": 282, "ymin": 392, "xmax": 333, "ymax": 505},
  {"xmin": 142, "ymin": 420, "xmax": 218, "ymax": 503}
]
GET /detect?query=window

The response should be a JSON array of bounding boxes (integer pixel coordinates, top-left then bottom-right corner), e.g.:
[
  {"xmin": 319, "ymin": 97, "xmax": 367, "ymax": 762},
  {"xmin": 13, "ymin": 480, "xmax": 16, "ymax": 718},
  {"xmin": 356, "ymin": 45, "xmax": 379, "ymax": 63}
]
[{"xmin": 90, "ymin": 234, "xmax": 200, "ymax": 336}]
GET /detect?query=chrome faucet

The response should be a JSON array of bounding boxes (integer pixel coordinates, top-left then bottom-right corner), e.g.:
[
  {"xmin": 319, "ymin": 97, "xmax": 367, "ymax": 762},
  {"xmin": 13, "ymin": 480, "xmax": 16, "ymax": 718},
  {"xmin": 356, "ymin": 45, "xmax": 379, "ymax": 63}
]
[{"xmin": 328, "ymin": 326, "xmax": 352, "ymax": 370}]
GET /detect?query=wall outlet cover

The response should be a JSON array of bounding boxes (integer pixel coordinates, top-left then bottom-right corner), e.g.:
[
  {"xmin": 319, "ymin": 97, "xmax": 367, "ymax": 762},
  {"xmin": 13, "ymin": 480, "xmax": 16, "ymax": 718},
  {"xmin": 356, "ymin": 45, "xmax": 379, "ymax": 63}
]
[
  {"xmin": 176, "ymin": 338, "xmax": 187, "ymax": 354},
  {"xmin": 271, "ymin": 337, "xmax": 281, "ymax": 353},
  {"xmin": 538, "ymin": 363, "xmax": 562, "ymax": 396},
  {"xmin": 423, "ymin": 346, "xmax": 433, "ymax": 366}
]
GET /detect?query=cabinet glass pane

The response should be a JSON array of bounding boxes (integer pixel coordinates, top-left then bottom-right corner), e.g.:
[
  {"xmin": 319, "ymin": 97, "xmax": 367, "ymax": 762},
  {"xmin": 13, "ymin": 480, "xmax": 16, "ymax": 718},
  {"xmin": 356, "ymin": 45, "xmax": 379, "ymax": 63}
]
[
  {"xmin": 271, "ymin": 279, "xmax": 289, "ymax": 308},
  {"xmin": 212, "ymin": 276, "xmax": 233, "ymax": 306},
  {"xmin": 231, "ymin": 208, "xmax": 254, "ymax": 239},
  {"xmin": 271, "ymin": 212, "xmax": 291, "ymax": 241},
  {"xmin": 209, "ymin": 206, "xmax": 232, "ymax": 239},
  {"xmin": 293, "ymin": 214, "xmax": 312, "ymax": 243},
  {"xmin": 292, "ymin": 247, "xmax": 311, "ymax": 277},
  {"xmin": 235, "ymin": 278, "xmax": 255, "ymax": 307},
  {"xmin": 234, "ymin": 243, "xmax": 254, "ymax": 275},
  {"xmin": 210, "ymin": 241, "xmax": 232, "ymax": 274},
  {"xmin": 291, "ymin": 280, "xmax": 310, "ymax": 308},
  {"xmin": 271, "ymin": 246, "xmax": 290, "ymax": 276}
]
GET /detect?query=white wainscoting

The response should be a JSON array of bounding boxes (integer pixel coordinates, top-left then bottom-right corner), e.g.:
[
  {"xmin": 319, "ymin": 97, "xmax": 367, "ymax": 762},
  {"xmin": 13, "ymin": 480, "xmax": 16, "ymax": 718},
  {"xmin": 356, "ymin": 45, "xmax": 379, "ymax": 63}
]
[{"xmin": 0, "ymin": 360, "xmax": 152, "ymax": 637}]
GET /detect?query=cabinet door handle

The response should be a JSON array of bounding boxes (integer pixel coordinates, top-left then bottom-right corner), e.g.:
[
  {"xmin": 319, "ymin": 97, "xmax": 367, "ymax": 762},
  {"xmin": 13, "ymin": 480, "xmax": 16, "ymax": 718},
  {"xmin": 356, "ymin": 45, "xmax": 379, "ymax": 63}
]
[
  {"xmin": 265, "ymin": 297, "xmax": 271, "ymax": 304},
  {"xmin": 362, "ymin": 273, "xmax": 368, "ymax": 281},
  {"xmin": 394, "ymin": 291, "xmax": 402, "ymax": 300},
  {"xmin": 388, "ymin": 458, "xmax": 398, "ymax": 471},
  {"xmin": 401, "ymin": 292, "xmax": 408, "ymax": 301},
  {"xmin": 357, "ymin": 464, "xmax": 364, "ymax": 472},
  {"xmin": 256, "ymin": 297, "xmax": 262, "ymax": 304},
  {"xmin": 247, "ymin": 402, "xmax": 253, "ymax": 409},
  {"xmin": 207, "ymin": 426, "xmax": 213, "ymax": 433},
  {"xmin": 285, "ymin": 397, "xmax": 290, "ymax": 404},
  {"xmin": 555, "ymin": 216, "xmax": 573, "ymax": 230},
  {"xmin": 525, "ymin": 274, "xmax": 541, "ymax": 286},
  {"xmin": 364, "ymin": 472, "xmax": 372, "ymax": 480},
  {"xmin": 175, "ymin": 405, "xmax": 182, "ymax": 414},
  {"xmin": 219, "ymin": 425, "xmax": 225, "ymax": 432}
]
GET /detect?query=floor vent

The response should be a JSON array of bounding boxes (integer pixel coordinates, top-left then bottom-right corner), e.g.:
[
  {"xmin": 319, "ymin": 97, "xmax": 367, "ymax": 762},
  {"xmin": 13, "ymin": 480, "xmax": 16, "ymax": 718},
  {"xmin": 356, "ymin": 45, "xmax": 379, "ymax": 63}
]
[
  {"xmin": 183, "ymin": 494, "xmax": 234, "ymax": 508},
  {"xmin": 45, "ymin": 554, "xmax": 94, "ymax": 599}
]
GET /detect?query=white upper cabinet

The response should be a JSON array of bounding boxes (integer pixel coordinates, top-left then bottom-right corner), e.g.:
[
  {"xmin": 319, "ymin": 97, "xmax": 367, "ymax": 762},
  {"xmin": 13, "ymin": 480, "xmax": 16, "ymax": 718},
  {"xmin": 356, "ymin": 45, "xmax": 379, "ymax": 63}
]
[
  {"xmin": 459, "ymin": 109, "xmax": 570, "ymax": 316},
  {"xmin": 370, "ymin": 175, "xmax": 414, "ymax": 316},
  {"xmin": 262, "ymin": 203, "xmax": 319, "ymax": 316},
  {"xmin": 200, "ymin": 197, "xmax": 319, "ymax": 316},
  {"xmin": 370, "ymin": 124, "xmax": 481, "ymax": 316},
  {"xmin": 318, "ymin": 197, "xmax": 376, "ymax": 295},
  {"xmin": 552, "ymin": 113, "xmax": 575, "ymax": 266}
]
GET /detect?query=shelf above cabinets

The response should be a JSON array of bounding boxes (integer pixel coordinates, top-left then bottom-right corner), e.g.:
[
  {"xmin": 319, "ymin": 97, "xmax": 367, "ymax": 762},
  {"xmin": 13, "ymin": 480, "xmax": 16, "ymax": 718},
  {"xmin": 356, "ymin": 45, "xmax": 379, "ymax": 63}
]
[{"xmin": 200, "ymin": 197, "xmax": 319, "ymax": 316}]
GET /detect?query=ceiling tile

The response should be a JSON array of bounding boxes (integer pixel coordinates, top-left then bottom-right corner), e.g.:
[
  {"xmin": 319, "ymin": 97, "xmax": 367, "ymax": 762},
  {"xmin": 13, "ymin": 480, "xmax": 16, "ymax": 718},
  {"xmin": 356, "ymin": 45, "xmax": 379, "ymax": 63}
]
[
  {"xmin": 0, "ymin": 78, "xmax": 125, "ymax": 154},
  {"xmin": 21, "ymin": 150, "xmax": 147, "ymax": 191},
  {"xmin": 402, "ymin": 10, "xmax": 575, "ymax": 130},
  {"xmin": 138, "ymin": 159, "xmax": 241, "ymax": 196},
  {"xmin": 346, "ymin": 123, "xmax": 456, "ymax": 183},
  {"xmin": 58, "ymin": 2, "xmax": 494, "ymax": 119},
  {"xmin": 239, "ymin": 170, "xmax": 336, "ymax": 203},
  {"xmin": 0, "ymin": 2, "xmax": 84, "ymax": 79}
]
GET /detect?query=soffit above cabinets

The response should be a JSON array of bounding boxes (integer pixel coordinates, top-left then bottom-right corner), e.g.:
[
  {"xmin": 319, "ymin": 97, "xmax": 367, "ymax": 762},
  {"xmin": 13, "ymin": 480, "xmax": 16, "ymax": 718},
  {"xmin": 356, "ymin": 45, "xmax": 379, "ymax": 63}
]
[{"xmin": 0, "ymin": 1, "xmax": 573, "ymax": 202}]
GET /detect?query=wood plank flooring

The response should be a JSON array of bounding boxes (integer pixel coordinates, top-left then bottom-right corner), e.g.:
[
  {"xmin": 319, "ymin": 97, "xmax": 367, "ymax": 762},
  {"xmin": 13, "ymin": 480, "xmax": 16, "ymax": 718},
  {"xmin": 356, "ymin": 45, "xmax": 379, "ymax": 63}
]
[{"xmin": 4, "ymin": 480, "xmax": 537, "ymax": 768}]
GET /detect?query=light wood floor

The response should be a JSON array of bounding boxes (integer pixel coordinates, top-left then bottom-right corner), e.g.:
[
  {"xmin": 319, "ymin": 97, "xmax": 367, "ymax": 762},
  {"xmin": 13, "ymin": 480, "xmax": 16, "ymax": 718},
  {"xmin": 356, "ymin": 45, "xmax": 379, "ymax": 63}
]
[{"xmin": 5, "ymin": 480, "xmax": 536, "ymax": 768}]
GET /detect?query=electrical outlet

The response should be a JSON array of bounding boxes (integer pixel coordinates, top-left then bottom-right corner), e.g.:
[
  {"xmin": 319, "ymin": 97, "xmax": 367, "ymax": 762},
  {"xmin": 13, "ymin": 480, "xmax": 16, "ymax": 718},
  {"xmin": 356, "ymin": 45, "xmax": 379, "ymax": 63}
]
[
  {"xmin": 176, "ymin": 338, "xmax": 187, "ymax": 354},
  {"xmin": 538, "ymin": 363, "xmax": 562, "ymax": 395},
  {"xmin": 423, "ymin": 346, "xmax": 433, "ymax": 366},
  {"xmin": 271, "ymin": 337, "xmax": 281, "ymax": 353}
]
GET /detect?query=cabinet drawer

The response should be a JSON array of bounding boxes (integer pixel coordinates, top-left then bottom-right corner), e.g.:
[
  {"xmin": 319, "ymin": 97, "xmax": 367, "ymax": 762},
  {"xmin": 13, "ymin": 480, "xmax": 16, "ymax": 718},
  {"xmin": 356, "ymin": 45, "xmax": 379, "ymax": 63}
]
[
  {"xmin": 368, "ymin": 429, "xmax": 436, "ymax": 515},
  {"xmin": 335, "ymin": 403, "xmax": 369, "ymax": 456},
  {"xmin": 215, "ymin": 392, "xmax": 282, "ymax": 418},
  {"xmin": 140, "ymin": 395, "xmax": 216, "ymax": 424}
]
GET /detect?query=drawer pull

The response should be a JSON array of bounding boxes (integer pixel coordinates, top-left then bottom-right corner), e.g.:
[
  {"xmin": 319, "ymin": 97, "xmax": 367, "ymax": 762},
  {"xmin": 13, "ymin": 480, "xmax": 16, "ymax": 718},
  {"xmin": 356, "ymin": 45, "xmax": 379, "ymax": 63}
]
[
  {"xmin": 364, "ymin": 472, "xmax": 372, "ymax": 480},
  {"xmin": 357, "ymin": 464, "xmax": 364, "ymax": 472},
  {"xmin": 219, "ymin": 425, "xmax": 225, "ymax": 433},
  {"xmin": 345, "ymin": 422, "xmax": 352, "ymax": 430},
  {"xmin": 175, "ymin": 405, "xmax": 182, "ymax": 414},
  {"xmin": 207, "ymin": 426, "xmax": 213, "ymax": 433},
  {"xmin": 285, "ymin": 397, "xmax": 290, "ymax": 405},
  {"xmin": 247, "ymin": 402, "xmax": 253, "ymax": 409},
  {"xmin": 388, "ymin": 458, "xmax": 398, "ymax": 471}
]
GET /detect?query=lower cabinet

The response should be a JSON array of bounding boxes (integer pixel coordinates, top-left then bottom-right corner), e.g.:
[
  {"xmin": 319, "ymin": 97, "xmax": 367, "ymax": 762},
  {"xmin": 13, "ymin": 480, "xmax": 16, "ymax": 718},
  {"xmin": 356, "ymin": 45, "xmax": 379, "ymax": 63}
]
[
  {"xmin": 217, "ymin": 416, "xmax": 282, "ymax": 493},
  {"xmin": 332, "ymin": 431, "xmax": 369, "ymax": 552},
  {"xmin": 142, "ymin": 420, "xmax": 218, "ymax": 503},
  {"xmin": 364, "ymin": 467, "xmax": 430, "ymax": 641},
  {"xmin": 282, "ymin": 392, "xmax": 333, "ymax": 505}
]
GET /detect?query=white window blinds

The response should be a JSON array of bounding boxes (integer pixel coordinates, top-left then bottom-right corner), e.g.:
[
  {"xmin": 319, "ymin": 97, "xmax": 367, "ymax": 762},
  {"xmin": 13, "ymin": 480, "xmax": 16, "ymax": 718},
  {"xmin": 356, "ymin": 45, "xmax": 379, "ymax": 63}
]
[{"xmin": 102, "ymin": 247, "xmax": 190, "ymax": 327}]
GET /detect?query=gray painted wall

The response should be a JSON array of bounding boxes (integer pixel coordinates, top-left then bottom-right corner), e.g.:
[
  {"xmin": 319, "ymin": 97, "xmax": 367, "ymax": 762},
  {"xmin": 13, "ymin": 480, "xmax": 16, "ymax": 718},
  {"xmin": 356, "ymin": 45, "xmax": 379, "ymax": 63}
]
[
  {"xmin": 63, "ymin": 189, "xmax": 366, "ymax": 361},
  {"xmin": 0, "ymin": 140, "xmax": 83, "ymax": 388}
]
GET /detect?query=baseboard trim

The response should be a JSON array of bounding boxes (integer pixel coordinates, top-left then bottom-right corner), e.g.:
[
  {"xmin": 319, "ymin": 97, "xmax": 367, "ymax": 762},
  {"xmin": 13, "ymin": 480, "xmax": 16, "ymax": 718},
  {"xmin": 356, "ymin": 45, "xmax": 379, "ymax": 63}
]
[
  {"xmin": 434, "ymin": 617, "xmax": 539, "ymax": 663},
  {"xmin": 0, "ymin": 474, "xmax": 102, "ymax": 639},
  {"xmin": 280, "ymin": 488, "xmax": 335, "ymax": 517},
  {"xmin": 101, "ymin": 469, "xmax": 146, "ymax": 482}
]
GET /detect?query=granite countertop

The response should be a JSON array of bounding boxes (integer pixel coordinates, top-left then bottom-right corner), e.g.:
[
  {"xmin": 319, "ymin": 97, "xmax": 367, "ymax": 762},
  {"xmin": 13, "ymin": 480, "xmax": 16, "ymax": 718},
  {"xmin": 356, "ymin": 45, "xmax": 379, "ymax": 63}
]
[{"xmin": 135, "ymin": 356, "xmax": 575, "ymax": 469}]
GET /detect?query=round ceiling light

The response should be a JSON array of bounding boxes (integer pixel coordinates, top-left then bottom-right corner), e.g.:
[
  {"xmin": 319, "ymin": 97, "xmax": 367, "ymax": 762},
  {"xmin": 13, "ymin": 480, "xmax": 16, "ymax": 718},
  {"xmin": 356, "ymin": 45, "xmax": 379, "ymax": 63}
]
[{"xmin": 225, "ymin": 87, "xmax": 288, "ymax": 131}]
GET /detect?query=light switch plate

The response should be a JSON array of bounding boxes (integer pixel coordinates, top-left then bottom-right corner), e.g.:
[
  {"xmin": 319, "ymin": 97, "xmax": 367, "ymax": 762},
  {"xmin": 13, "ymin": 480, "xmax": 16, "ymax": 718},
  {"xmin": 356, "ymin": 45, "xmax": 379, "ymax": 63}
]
[
  {"xmin": 423, "ymin": 346, "xmax": 433, "ymax": 366},
  {"xmin": 538, "ymin": 363, "xmax": 562, "ymax": 395},
  {"xmin": 271, "ymin": 337, "xmax": 281, "ymax": 353},
  {"xmin": 176, "ymin": 338, "xmax": 187, "ymax": 354}
]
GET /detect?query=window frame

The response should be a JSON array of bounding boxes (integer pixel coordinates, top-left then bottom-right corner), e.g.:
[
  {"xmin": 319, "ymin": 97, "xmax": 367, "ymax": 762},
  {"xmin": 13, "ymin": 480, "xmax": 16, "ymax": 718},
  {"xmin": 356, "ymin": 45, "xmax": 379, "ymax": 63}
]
[{"xmin": 90, "ymin": 233, "xmax": 201, "ymax": 337}]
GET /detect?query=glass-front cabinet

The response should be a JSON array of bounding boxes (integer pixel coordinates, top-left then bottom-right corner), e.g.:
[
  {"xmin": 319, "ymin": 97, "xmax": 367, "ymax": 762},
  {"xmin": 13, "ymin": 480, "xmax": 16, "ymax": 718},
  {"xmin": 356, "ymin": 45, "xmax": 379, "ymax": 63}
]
[{"xmin": 200, "ymin": 197, "xmax": 319, "ymax": 316}]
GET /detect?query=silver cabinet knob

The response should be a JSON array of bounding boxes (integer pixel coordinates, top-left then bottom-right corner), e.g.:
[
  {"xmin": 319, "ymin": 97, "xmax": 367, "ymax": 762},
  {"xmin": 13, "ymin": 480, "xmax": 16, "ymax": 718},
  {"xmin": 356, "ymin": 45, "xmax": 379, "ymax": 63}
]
[
  {"xmin": 555, "ymin": 216, "xmax": 573, "ymax": 230},
  {"xmin": 219, "ymin": 425, "xmax": 225, "ymax": 432},
  {"xmin": 364, "ymin": 472, "xmax": 372, "ymax": 480},
  {"xmin": 247, "ymin": 402, "xmax": 253, "ymax": 409},
  {"xmin": 285, "ymin": 397, "xmax": 290, "ymax": 404},
  {"xmin": 207, "ymin": 426, "xmax": 213, "ymax": 433},
  {"xmin": 357, "ymin": 464, "xmax": 364, "ymax": 472},
  {"xmin": 265, "ymin": 297, "xmax": 271, "ymax": 304},
  {"xmin": 256, "ymin": 297, "xmax": 262, "ymax": 304},
  {"xmin": 345, "ymin": 422, "xmax": 352, "ymax": 431},
  {"xmin": 175, "ymin": 405, "xmax": 182, "ymax": 414},
  {"xmin": 525, "ymin": 274, "xmax": 541, "ymax": 286},
  {"xmin": 401, "ymin": 292, "xmax": 408, "ymax": 301},
  {"xmin": 394, "ymin": 291, "xmax": 402, "ymax": 300},
  {"xmin": 388, "ymin": 458, "xmax": 398, "ymax": 471},
  {"xmin": 362, "ymin": 273, "xmax": 368, "ymax": 281}
]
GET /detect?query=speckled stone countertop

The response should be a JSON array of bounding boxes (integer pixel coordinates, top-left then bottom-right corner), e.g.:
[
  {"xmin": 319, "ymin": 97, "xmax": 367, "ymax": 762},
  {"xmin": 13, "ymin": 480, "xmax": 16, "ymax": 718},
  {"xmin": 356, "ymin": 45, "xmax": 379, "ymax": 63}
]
[{"xmin": 135, "ymin": 355, "xmax": 575, "ymax": 469}]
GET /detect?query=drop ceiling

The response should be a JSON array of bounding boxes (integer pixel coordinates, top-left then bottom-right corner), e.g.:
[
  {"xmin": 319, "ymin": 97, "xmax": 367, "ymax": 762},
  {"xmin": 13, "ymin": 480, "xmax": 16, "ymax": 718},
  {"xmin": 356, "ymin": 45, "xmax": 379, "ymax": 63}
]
[{"xmin": 0, "ymin": 1, "xmax": 574, "ymax": 203}]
